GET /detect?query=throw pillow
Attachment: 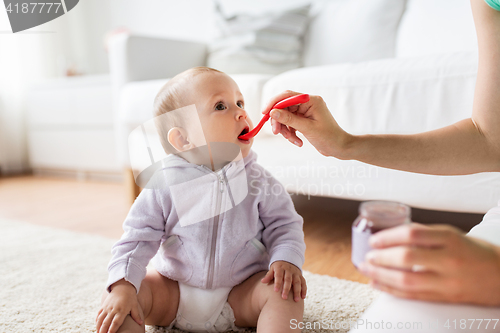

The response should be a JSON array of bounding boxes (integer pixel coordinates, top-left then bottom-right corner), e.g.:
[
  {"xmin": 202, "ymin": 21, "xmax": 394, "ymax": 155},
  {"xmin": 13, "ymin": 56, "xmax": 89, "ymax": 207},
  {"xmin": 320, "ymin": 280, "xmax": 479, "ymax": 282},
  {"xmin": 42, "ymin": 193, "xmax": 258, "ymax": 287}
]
[{"xmin": 207, "ymin": 0, "xmax": 312, "ymax": 75}]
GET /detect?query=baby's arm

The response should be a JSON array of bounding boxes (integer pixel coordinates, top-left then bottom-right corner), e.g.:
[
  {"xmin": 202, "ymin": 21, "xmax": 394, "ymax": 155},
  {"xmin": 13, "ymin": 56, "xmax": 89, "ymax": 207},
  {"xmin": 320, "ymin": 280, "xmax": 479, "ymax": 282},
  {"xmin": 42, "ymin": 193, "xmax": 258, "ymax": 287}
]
[
  {"xmin": 257, "ymin": 174, "xmax": 307, "ymax": 302},
  {"xmin": 97, "ymin": 187, "xmax": 167, "ymax": 333},
  {"xmin": 106, "ymin": 187, "xmax": 166, "ymax": 293}
]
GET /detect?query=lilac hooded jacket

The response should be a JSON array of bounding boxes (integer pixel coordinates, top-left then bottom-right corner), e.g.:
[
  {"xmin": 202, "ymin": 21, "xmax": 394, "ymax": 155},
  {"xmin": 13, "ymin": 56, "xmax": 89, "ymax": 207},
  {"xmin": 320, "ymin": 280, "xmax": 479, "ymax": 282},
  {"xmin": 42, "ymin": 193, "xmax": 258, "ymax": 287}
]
[{"xmin": 106, "ymin": 150, "xmax": 305, "ymax": 293}]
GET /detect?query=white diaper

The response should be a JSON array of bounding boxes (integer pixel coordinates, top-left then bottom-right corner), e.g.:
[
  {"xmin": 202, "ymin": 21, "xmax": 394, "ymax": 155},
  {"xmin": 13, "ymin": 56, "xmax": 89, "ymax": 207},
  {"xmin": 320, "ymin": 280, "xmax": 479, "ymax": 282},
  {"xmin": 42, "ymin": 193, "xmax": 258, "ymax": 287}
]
[{"xmin": 165, "ymin": 282, "xmax": 245, "ymax": 332}]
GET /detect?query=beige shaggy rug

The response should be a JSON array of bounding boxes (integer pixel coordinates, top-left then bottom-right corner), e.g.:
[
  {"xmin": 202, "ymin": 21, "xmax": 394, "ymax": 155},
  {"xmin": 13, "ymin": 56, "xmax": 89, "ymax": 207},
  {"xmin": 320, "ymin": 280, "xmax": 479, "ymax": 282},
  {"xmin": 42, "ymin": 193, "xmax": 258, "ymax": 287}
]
[{"xmin": 0, "ymin": 219, "xmax": 379, "ymax": 333}]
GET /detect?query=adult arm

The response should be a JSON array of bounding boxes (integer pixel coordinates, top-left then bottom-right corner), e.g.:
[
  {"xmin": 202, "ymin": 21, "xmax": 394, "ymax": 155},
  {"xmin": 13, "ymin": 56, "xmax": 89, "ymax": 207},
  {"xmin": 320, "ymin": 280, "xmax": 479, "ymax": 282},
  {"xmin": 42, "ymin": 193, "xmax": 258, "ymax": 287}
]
[{"xmin": 264, "ymin": 0, "xmax": 500, "ymax": 175}]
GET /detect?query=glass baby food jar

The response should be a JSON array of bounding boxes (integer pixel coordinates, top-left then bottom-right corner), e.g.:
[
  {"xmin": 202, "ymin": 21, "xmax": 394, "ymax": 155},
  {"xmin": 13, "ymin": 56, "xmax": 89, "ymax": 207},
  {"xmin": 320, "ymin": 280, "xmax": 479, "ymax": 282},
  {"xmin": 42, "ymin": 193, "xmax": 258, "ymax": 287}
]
[{"xmin": 351, "ymin": 200, "xmax": 411, "ymax": 268}]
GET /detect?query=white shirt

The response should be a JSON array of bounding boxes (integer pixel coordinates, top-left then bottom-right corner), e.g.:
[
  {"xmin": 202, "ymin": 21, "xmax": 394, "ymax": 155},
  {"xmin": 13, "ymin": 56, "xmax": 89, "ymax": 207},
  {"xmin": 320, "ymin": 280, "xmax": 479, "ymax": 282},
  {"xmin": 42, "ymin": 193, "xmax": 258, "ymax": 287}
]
[{"xmin": 467, "ymin": 200, "xmax": 500, "ymax": 246}]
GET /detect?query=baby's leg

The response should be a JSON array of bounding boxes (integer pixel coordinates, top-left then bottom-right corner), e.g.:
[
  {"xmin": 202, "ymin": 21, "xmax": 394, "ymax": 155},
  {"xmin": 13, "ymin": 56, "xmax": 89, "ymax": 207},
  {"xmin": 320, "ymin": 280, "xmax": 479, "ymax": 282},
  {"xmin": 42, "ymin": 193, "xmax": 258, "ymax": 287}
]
[
  {"xmin": 228, "ymin": 271, "xmax": 304, "ymax": 333},
  {"xmin": 99, "ymin": 269, "xmax": 179, "ymax": 333}
]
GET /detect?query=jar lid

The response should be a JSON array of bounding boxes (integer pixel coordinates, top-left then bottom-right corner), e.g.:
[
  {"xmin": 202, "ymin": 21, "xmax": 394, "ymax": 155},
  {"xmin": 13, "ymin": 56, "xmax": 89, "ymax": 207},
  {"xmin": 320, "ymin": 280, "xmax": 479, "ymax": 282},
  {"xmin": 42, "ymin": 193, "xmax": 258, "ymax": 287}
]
[{"xmin": 359, "ymin": 200, "xmax": 411, "ymax": 229}]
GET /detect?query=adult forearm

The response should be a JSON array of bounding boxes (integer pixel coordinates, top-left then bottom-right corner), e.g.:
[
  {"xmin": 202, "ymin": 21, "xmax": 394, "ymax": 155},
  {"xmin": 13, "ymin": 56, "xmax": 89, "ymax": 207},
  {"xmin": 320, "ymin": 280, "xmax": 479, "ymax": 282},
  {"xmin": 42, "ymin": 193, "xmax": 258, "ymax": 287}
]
[{"xmin": 343, "ymin": 118, "xmax": 500, "ymax": 175}]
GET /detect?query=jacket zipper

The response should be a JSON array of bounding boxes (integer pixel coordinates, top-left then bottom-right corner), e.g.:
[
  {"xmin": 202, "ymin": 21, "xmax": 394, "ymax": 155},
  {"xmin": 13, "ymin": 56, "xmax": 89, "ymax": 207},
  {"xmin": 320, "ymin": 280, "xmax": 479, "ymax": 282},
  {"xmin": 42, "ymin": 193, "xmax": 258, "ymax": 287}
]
[{"xmin": 206, "ymin": 171, "xmax": 225, "ymax": 289}]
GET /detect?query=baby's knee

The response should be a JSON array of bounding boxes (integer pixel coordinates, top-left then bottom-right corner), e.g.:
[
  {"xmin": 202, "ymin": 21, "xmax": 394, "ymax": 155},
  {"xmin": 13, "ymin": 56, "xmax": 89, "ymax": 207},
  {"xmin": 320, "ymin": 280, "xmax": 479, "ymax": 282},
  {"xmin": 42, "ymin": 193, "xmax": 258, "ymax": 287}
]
[
  {"xmin": 261, "ymin": 283, "xmax": 303, "ymax": 307},
  {"xmin": 116, "ymin": 314, "xmax": 146, "ymax": 333}
]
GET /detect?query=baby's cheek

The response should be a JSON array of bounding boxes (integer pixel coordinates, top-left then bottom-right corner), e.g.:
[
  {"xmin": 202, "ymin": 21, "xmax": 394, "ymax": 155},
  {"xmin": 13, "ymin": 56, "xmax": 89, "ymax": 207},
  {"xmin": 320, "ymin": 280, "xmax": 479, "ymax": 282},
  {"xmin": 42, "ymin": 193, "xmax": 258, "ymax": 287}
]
[
  {"xmin": 189, "ymin": 130, "xmax": 208, "ymax": 147},
  {"xmin": 212, "ymin": 122, "xmax": 235, "ymax": 141}
]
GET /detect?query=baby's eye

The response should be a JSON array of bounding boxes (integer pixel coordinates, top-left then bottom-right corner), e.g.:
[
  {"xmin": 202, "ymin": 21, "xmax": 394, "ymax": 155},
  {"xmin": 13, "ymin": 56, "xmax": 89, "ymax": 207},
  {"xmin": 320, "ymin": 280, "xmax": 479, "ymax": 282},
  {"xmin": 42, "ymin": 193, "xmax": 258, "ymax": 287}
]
[
  {"xmin": 215, "ymin": 102, "xmax": 226, "ymax": 111},
  {"xmin": 237, "ymin": 101, "xmax": 244, "ymax": 109}
]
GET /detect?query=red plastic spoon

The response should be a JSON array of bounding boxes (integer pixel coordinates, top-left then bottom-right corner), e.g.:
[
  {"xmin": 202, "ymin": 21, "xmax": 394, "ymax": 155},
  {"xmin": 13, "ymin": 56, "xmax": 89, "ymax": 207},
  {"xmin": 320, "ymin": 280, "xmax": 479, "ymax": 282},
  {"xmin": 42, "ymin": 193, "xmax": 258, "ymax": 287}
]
[{"xmin": 239, "ymin": 93, "xmax": 310, "ymax": 140}]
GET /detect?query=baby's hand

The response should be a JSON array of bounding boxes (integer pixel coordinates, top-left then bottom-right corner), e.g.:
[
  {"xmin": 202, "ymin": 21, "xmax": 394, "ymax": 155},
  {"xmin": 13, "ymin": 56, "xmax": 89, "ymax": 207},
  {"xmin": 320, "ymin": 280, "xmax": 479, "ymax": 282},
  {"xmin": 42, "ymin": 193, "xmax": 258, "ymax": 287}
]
[
  {"xmin": 261, "ymin": 260, "xmax": 307, "ymax": 302},
  {"xmin": 96, "ymin": 279, "xmax": 143, "ymax": 333}
]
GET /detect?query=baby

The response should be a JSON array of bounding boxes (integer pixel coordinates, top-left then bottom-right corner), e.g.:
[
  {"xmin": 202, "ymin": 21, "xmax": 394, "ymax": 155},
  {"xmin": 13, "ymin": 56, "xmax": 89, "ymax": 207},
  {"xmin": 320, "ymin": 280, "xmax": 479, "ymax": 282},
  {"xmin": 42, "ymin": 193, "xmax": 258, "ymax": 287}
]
[{"xmin": 96, "ymin": 67, "xmax": 307, "ymax": 333}]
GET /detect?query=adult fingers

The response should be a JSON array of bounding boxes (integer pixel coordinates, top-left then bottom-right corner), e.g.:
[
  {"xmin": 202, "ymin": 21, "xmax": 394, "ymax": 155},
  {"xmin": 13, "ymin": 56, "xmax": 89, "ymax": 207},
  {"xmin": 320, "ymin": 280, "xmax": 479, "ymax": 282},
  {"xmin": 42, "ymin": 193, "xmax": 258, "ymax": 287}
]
[
  {"xmin": 262, "ymin": 90, "xmax": 302, "ymax": 115},
  {"xmin": 277, "ymin": 123, "xmax": 303, "ymax": 147},
  {"xmin": 359, "ymin": 262, "xmax": 440, "ymax": 292},
  {"xmin": 261, "ymin": 268, "xmax": 275, "ymax": 284},
  {"xmin": 365, "ymin": 246, "xmax": 444, "ymax": 272},
  {"xmin": 271, "ymin": 118, "xmax": 280, "ymax": 135},
  {"xmin": 369, "ymin": 223, "xmax": 462, "ymax": 249},
  {"xmin": 286, "ymin": 127, "xmax": 303, "ymax": 147},
  {"xmin": 277, "ymin": 119, "xmax": 292, "ymax": 138},
  {"xmin": 269, "ymin": 108, "xmax": 310, "ymax": 135},
  {"xmin": 272, "ymin": 118, "xmax": 295, "ymax": 143},
  {"xmin": 370, "ymin": 281, "xmax": 445, "ymax": 302},
  {"xmin": 282, "ymin": 270, "xmax": 293, "ymax": 300}
]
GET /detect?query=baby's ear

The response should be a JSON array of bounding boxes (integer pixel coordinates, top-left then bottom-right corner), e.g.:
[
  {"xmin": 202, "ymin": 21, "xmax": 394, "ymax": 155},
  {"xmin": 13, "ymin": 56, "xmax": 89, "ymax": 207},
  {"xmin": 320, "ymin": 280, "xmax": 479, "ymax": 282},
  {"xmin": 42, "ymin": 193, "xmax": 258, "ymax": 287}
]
[{"xmin": 168, "ymin": 127, "xmax": 192, "ymax": 152}]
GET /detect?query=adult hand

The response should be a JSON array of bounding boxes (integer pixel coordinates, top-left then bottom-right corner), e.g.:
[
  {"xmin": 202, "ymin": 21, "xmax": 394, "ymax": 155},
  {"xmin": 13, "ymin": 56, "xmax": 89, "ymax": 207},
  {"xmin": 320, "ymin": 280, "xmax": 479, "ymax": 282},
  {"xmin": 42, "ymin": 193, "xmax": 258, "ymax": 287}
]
[
  {"xmin": 358, "ymin": 223, "xmax": 500, "ymax": 306},
  {"xmin": 262, "ymin": 90, "xmax": 352, "ymax": 158}
]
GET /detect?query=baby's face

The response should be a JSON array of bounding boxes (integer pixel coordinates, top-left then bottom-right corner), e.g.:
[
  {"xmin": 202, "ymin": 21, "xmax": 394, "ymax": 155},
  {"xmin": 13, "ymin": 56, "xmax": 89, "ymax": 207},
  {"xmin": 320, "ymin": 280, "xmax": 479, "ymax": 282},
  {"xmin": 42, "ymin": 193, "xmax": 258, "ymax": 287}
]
[{"xmin": 187, "ymin": 71, "xmax": 253, "ymax": 158}]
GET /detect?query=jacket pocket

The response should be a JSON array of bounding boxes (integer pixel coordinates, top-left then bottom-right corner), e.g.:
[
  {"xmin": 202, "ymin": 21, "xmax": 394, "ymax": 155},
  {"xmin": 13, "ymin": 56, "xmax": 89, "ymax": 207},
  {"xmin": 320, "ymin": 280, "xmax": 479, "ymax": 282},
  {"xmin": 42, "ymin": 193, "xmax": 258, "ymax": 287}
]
[
  {"xmin": 230, "ymin": 237, "xmax": 269, "ymax": 285},
  {"xmin": 160, "ymin": 235, "xmax": 193, "ymax": 281}
]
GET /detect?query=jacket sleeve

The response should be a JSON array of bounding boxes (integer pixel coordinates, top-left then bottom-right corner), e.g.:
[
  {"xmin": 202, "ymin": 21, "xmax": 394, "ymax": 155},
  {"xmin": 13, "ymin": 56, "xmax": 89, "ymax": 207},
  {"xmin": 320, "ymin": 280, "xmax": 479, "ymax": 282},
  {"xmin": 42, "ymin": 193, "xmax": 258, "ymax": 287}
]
[
  {"xmin": 106, "ymin": 187, "xmax": 166, "ymax": 294},
  {"xmin": 258, "ymin": 174, "xmax": 306, "ymax": 271}
]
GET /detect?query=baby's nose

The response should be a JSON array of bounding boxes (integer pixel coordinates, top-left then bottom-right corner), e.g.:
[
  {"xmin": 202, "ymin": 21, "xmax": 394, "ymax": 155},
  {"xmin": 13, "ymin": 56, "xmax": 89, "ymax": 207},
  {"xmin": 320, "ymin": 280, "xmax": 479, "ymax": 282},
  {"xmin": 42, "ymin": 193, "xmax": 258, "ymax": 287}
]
[{"xmin": 236, "ymin": 109, "xmax": 247, "ymax": 119}]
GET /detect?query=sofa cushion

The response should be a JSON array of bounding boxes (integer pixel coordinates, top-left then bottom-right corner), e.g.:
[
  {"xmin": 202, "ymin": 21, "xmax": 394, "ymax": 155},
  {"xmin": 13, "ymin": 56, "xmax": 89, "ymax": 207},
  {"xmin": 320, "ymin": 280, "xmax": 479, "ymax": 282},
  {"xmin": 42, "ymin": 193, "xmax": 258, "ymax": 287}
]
[
  {"xmin": 251, "ymin": 133, "xmax": 500, "ymax": 214},
  {"xmin": 303, "ymin": 0, "xmax": 407, "ymax": 67},
  {"xmin": 395, "ymin": 0, "xmax": 477, "ymax": 58},
  {"xmin": 261, "ymin": 51, "xmax": 478, "ymax": 136}
]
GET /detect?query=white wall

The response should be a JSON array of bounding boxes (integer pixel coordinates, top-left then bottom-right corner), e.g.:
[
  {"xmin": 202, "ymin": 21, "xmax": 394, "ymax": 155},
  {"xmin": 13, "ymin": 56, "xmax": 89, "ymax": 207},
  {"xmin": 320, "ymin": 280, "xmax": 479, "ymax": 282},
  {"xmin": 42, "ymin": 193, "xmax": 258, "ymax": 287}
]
[
  {"xmin": 51, "ymin": 0, "xmax": 218, "ymax": 76},
  {"xmin": 0, "ymin": 9, "xmax": 58, "ymax": 174},
  {"xmin": 13, "ymin": 0, "xmax": 218, "ymax": 77},
  {"xmin": 109, "ymin": 0, "xmax": 217, "ymax": 43}
]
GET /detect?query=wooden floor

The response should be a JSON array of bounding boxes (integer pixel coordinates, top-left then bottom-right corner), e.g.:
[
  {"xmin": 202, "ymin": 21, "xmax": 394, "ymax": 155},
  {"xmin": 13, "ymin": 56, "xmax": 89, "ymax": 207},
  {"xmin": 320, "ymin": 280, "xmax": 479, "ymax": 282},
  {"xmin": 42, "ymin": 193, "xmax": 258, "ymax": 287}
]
[{"xmin": 0, "ymin": 174, "xmax": 485, "ymax": 284}]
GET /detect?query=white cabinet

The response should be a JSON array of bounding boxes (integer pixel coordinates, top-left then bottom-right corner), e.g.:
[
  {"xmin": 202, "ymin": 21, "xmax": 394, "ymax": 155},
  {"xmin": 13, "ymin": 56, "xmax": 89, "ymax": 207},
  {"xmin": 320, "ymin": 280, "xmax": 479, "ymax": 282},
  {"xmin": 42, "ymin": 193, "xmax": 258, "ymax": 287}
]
[{"xmin": 27, "ymin": 75, "xmax": 121, "ymax": 176}]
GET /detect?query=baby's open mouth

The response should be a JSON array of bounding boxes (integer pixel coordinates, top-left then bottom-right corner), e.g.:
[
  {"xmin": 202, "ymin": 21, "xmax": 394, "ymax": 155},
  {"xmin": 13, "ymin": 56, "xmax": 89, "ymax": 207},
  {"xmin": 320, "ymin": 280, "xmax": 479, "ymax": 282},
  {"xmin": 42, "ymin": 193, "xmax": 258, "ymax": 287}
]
[{"xmin": 239, "ymin": 127, "xmax": 249, "ymax": 138}]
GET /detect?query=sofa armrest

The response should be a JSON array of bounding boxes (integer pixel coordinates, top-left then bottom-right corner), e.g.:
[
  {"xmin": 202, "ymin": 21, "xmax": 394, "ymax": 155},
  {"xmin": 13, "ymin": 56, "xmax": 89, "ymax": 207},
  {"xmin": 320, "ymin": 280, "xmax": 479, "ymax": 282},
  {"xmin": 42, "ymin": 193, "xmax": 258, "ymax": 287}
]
[{"xmin": 108, "ymin": 33, "xmax": 207, "ymax": 88}]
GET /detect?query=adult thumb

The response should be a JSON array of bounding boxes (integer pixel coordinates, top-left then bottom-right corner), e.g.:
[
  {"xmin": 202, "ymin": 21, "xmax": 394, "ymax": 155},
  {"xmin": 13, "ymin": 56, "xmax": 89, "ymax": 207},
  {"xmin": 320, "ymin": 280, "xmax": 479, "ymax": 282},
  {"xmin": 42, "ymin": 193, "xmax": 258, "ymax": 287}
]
[{"xmin": 270, "ymin": 109, "xmax": 308, "ymax": 132}]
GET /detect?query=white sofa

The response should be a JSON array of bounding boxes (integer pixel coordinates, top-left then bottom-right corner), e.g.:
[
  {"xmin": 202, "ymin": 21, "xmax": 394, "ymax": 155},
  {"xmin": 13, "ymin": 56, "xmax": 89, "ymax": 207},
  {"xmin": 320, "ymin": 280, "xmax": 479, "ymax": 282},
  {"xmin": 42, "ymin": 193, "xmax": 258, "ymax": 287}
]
[{"xmin": 109, "ymin": 0, "xmax": 500, "ymax": 214}]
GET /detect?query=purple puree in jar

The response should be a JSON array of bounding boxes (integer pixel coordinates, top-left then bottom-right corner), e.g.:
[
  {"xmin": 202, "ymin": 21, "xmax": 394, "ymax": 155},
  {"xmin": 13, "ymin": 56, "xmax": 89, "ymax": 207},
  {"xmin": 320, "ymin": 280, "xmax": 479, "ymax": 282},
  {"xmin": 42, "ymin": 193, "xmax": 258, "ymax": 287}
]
[{"xmin": 351, "ymin": 201, "xmax": 411, "ymax": 268}]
